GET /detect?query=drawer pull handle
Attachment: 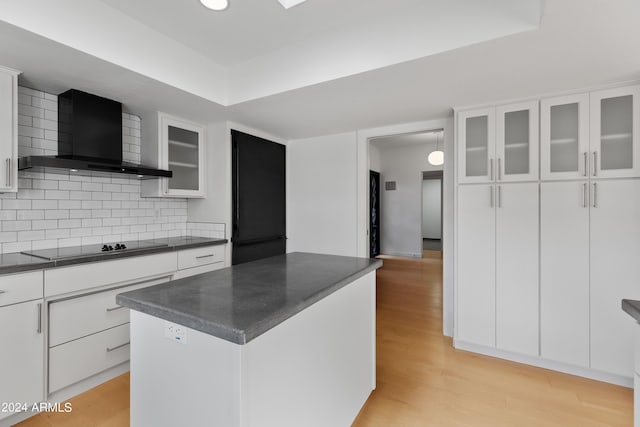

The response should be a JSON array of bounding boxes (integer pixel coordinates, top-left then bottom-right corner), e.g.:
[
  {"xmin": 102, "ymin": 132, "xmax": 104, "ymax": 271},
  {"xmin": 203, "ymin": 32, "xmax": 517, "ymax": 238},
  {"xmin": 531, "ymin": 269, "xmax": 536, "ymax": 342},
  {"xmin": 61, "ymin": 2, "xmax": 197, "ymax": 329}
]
[
  {"xmin": 0, "ymin": 290, "xmax": 5, "ymax": 294},
  {"xmin": 106, "ymin": 342, "xmax": 130, "ymax": 353},
  {"xmin": 106, "ymin": 305, "xmax": 126, "ymax": 312},
  {"xmin": 195, "ymin": 254, "xmax": 214, "ymax": 259}
]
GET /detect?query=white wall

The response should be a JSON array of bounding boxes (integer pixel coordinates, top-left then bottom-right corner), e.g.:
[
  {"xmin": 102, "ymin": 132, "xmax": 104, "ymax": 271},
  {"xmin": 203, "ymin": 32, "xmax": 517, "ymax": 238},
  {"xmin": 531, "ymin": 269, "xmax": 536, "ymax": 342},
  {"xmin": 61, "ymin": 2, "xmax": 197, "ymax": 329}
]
[
  {"xmin": 287, "ymin": 132, "xmax": 358, "ymax": 257},
  {"xmin": 369, "ymin": 144, "xmax": 381, "ymax": 172},
  {"xmin": 422, "ymin": 179, "xmax": 442, "ymax": 239},
  {"xmin": 377, "ymin": 143, "xmax": 443, "ymax": 258}
]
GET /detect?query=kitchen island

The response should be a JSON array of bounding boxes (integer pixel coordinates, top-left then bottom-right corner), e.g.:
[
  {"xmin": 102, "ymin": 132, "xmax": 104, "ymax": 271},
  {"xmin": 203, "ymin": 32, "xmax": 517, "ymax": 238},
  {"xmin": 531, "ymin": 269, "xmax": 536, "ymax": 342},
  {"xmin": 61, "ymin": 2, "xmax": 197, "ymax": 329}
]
[{"xmin": 117, "ymin": 252, "xmax": 382, "ymax": 427}]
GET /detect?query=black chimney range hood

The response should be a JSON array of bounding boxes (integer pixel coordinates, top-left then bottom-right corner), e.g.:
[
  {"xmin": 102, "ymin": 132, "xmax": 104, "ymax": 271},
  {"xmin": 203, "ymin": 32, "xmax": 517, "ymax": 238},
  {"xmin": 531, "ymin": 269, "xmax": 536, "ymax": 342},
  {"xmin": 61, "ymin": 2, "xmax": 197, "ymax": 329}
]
[{"xmin": 18, "ymin": 89, "xmax": 172, "ymax": 179}]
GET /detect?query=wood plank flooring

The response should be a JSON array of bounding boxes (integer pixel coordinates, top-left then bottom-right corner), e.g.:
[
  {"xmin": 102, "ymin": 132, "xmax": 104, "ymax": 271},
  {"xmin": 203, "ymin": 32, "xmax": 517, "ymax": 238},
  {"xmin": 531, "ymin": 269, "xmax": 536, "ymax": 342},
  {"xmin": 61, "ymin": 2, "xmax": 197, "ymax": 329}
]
[{"xmin": 17, "ymin": 253, "xmax": 633, "ymax": 426}]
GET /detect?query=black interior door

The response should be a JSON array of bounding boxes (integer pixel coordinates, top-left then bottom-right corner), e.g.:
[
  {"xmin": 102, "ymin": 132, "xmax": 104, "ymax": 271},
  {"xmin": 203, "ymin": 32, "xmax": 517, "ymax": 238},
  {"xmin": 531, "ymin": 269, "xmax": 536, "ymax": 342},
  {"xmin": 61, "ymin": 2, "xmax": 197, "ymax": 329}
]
[
  {"xmin": 232, "ymin": 130, "xmax": 286, "ymax": 265},
  {"xmin": 370, "ymin": 170, "xmax": 380, "ymax": 257}
]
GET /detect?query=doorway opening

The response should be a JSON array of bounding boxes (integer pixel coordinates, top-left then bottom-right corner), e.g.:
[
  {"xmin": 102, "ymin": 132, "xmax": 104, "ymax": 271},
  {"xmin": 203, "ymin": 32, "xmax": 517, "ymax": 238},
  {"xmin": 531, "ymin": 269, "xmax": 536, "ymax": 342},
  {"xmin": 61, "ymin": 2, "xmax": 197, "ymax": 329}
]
[{"xmin": 421, "ymin": 170, "xmax": 443, "ymax": 257}]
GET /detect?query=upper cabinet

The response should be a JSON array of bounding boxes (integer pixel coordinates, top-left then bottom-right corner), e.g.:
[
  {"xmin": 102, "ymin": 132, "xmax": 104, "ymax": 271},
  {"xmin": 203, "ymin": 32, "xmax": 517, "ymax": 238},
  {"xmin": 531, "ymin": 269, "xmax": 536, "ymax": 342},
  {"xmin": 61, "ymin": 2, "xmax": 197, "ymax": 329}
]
[
  {"xmin": 496, "ymin": 101, "xmax": 539, "ymax": 182},
  {"xmin": 457, "ymin": 108, "xmax": 495, "ymax": 184},
  {"xmin": 541, "ymin": 94, "xmax": 590, "ymax": 180},
  {"xmin": 0, "ymin": 66, "xmax": 20, "ymax": 193},
  {"xmin": 541, "ymin": 85, "xmax": 640, "ymax": 180},
  {"xmin": 457, "ymin": 102, "xmax": 538, "ymax": 183},
  {"xmin": 141, "ymin": 113, "xmax": 206, "ymax": 198},
  {"xmin": 590, "ymin": 86, "xmax": 640, "ymax": 179}
]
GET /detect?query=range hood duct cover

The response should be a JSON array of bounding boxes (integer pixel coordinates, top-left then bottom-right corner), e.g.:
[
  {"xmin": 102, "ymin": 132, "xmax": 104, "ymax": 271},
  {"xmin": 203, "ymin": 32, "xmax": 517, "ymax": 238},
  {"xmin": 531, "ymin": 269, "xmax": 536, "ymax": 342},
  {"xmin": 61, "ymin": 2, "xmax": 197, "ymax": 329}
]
[{"xmin": 18, "ymin": 89, "xmax": 172, "ymax": 179}]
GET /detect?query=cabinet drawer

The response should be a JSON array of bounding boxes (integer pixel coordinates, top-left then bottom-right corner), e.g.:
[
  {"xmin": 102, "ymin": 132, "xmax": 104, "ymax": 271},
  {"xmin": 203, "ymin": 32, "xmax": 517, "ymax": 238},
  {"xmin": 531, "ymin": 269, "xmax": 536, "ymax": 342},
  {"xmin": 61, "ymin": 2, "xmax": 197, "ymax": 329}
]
[
  {"xmin": 177, "ymin": 245, "xmax": 224, "ymax": 270},
  {"xmin": 49, "ymin": 276, "xmax": 171, "ymax": 347},
  {"xmin": 45, "ymin": 252, "xmax": 176, "ymax": 297},
  {"xmin": 49, "ymin": 323, "xmax": 130, "ymax": 394},
  {"xmin": 0, "ymin": 271, "xmax": 43, "ymax": 307}
]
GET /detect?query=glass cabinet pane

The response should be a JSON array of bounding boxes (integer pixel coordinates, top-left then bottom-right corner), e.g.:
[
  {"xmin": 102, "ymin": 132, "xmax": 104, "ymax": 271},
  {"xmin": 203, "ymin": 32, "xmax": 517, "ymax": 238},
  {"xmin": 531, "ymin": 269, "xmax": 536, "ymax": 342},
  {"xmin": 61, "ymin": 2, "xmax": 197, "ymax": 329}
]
[
  {"xmin": 504, "ymin": 110, "xmax": 529, "ymax": 175},
  {"xmin": 168, "ymin": 126, "xmax": 199, "ymax": 191},
  {"xmin": 465, "ymin": 116, "xmax": 488, "ymax": 177},
  {"xmin": 550, "ymin": 103, "xmax": 579, "ymax": 173},
  {"xmin": 600, "ymin": 95, "xmax": 633, "ymax": 170}
]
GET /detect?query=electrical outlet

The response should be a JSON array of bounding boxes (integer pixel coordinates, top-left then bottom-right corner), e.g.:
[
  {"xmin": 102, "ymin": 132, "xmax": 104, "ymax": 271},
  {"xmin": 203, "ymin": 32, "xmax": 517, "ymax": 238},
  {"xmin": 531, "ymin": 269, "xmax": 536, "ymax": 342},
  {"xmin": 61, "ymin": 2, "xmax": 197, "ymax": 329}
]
[{"xmin": 164, "ymin": 321, "xmax": 188, "ymax": 344}]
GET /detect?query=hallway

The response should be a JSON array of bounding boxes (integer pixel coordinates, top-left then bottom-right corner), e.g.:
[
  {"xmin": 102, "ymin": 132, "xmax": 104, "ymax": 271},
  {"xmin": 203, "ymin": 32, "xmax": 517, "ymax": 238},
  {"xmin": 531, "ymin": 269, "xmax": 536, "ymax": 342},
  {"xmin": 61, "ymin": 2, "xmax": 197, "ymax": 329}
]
[{"xmin": 353, "ymin": 254, "xmax": 632, "ymax": 426}]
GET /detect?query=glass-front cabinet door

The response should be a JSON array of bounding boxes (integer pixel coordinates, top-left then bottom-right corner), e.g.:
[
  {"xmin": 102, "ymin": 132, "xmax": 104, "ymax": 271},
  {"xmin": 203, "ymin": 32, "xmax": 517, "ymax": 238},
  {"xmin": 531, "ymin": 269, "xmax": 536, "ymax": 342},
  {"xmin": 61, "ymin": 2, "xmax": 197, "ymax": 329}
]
[
  {"xmin": 457, "ymin": 108, "xmax": 495, "ymax": 183},
  {"xmin": 496, "ymin": 101, "xmax": 538, "ymax": 182},
  {"xmin": 540, "ymin": 94, "xmax": 590, "ymax": 180},
  {"xmin": 160, "ymin": 114, "xmax": 206, "ymax": 197},
  {"xmin": 590, "ymin": 86, "xmax": 640, "ymax": 178}
]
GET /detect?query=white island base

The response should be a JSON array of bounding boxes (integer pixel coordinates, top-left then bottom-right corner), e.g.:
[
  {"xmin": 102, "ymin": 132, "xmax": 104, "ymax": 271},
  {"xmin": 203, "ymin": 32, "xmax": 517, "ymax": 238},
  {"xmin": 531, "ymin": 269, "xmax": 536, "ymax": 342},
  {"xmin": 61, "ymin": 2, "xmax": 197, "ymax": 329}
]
[{"xmin": 129, "ymin": 272, "xmax": 376, "ymax": 427}]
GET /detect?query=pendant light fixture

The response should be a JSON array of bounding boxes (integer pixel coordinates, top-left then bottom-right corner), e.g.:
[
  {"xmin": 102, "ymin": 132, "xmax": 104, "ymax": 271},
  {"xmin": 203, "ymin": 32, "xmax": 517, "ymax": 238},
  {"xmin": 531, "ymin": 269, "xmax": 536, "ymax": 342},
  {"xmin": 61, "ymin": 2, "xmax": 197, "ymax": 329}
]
[
  {"xmin": 428, "ymin": 131, "xmax": 444, "ymax": 166},
  {"xmin": 200, "ymin": 0, "xmax": 229, "ymax": 11}
]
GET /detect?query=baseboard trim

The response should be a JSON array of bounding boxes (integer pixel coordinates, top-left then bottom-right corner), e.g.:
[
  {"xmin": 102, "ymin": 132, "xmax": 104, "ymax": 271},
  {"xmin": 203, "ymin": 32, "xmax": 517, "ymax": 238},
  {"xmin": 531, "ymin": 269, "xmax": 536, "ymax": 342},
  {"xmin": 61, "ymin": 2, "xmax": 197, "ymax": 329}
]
[
  {"xmin": 453, "ymin": 339, "xmax": 633, "ymax": 388},
  {"xmin": 380, "ymin": 251, "xmax": 422, "ymax": 258}
]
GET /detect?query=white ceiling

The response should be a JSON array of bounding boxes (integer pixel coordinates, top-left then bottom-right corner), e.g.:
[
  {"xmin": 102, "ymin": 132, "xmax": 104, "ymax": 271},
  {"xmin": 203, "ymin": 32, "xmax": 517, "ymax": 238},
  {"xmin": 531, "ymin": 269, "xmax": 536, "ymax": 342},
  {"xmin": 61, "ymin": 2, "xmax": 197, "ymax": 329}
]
[{"xmin": 0, "ymin": 0, "xmax": 638, "ymax": 140}]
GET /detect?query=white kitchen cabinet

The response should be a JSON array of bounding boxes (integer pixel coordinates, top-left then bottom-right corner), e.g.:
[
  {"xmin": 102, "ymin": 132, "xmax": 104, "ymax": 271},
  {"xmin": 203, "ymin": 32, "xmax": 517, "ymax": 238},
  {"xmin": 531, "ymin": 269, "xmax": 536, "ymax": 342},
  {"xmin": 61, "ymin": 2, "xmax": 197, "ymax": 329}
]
[
  {"xmin": 540, "ymin": 94, "xmax": 590, "ymax": 180},
  {"xmin": 495, "ymin": 183, "xmax": 538, "ymax": 356},
  {"xmin": 590, "ymin": 86, "xmax": 640, "ymax": 179},
  {"xmin": 590, "ymin": 179, "xmax": 640, "ymax": 377},
  {"xmin": 540, "ymin": 181, "xmax": 590, "ymax": 367},
  {"xmin": 141, "ymin": 112, "xmax": 206, "ymax": 198},
  {"xmin": 457, "ymin": 109, "xmax": 495, "ymax": 184},
  {"xmin": 496, "ymin": 101, "xmax": 539, "ymax": 182},
  {"xmin": 0, "ymin": 281, "xmax": 44, "ymax": 421},
  {"xmin": 456, "ymin": 184, "xmax": 495, "ymax": 346},
  {"xmin": 0, "ymin": 66, "xmax": 19, "ymax": 193}
]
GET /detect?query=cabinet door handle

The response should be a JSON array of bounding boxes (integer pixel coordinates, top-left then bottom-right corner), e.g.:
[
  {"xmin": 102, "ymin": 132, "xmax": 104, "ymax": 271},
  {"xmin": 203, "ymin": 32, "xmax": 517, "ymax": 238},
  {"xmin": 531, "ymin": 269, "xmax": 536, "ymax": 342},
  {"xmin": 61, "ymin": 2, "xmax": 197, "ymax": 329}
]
[
  {"xmin": 592, "ymin": 152, "xmax": 598, "ymax": 177},
  {"xmin": 582, "ymin": 183, "xmax": 587, "ymax": 208},
  {"xmin": 106, "ymin": 305, "xmax": 126, "ymax": 313},
  {"xmin": 106, "ymin": 342, "xmax": 130, "ymax": 353},
  {"xmin": 5, "ymin": 158, "xmax": 10, "ymax": 187},
  {"xmin": 0, "ymin": 290, "xmax": 5, "ymax": 294},
  {"xmin": 195, "ymin": 254, "xmax": 214, "ymax": 260},
  {"xmin": 490, "ymin": 158, "xmax": 494, "ymax": 181},
  {"xmin": 489, "ymin": 186, "xmax": 494, "ymax": 208},
  {"xmin": 497, "ymin": 158, "xmax": 502, "ymax": 181},
  {"xmin": 497, "ymin": 185, "xmax": 502, "ymax": 208},
  {"xmin": 583, "ymin": 152, "xmax": 588, "ymax": 177},
  {"xmin": 592, "ymin": 183, "xmax": 597, "ymax": 208},
  {"xmin": 37, "ymin": 303, "xmax": 42, "ymax": 334}
]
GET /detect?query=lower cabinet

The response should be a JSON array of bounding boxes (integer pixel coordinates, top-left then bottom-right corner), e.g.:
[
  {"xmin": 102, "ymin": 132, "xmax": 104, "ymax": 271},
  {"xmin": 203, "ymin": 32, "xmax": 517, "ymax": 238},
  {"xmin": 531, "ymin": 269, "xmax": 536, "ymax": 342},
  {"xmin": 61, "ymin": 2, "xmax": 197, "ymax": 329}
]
[
  {"xmin": 540, "ymin": 181, "xmax": 590, "ymax": 367},
  {"xmin": 496, "ymin": 183, "xmax": 539, "ymax": 356},
  {"xmin": 590, "ymin": 179, "xmax": 640, "ymax": 377},
  {"xmin": 457, "ymin": 183, "xmax": 539, "ymax": 356},
  {"xmin": 457, "ymin": 184, "xmax": 496, "ymax": 347},
  {"xmin": 0, "ymin": 299, "xmax": 44, "ymax": 421}
]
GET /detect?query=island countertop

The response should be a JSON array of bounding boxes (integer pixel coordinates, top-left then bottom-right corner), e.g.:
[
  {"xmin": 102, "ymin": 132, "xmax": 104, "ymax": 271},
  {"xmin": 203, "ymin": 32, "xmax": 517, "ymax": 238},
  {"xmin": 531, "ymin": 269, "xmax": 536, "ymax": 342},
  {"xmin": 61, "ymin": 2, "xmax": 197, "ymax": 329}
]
[{"xmin": 116, "ymin": 252, "xmax": 382, "ymax": 345}]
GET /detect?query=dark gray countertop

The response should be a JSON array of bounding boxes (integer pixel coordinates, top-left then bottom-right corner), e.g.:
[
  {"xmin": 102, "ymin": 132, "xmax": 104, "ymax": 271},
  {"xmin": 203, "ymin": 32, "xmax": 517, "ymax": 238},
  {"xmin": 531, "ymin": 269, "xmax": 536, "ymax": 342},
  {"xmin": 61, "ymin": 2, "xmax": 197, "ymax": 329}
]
[
  {"xmin": 0, "ymin": 236, "xmax": 227, "ymax": 274},
  {"xmin": 622, "ymin": 299, "xmax": 640, "ymax": 323},
  {"xmin": 116, "ymin": 252, "xmax": 382, "ymax": 345}
]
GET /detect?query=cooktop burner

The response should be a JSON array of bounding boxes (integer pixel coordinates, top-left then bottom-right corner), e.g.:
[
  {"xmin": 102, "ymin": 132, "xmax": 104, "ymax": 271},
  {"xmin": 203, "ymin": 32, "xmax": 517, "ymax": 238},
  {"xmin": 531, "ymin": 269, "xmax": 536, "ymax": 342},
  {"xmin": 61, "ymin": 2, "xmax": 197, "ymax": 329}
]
[{"xmin": 22, "ymin": 240, "xmax": 168, "ymax": 261}]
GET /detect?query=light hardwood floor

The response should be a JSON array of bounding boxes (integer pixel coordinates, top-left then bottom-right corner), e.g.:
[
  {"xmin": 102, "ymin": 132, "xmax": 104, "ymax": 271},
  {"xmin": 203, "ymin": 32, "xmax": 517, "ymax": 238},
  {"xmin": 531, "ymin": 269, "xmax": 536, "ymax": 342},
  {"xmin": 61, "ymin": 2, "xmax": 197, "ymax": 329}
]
[{"xmin": 18, "ymin": 253, "xmax": 633, "ymax": 426}]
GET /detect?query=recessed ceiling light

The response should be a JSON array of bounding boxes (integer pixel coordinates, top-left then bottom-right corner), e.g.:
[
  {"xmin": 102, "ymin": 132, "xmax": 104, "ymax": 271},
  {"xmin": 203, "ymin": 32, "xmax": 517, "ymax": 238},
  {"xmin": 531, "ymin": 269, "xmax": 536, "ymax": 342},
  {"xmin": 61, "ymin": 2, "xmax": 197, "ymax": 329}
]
[
  {"xmin": 200, "ymin": 0, "xmax": 229, "ymax": 11},
  {"xmin": 277, "ymin": 0, "xmax": 308, "ymax": 9}
]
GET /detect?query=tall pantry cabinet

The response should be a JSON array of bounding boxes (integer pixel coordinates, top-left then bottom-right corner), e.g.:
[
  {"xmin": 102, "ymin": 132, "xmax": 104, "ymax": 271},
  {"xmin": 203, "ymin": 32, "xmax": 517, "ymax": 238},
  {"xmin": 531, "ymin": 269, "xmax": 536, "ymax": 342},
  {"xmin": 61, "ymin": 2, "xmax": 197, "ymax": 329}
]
[
  {"xmin": 456, "ymin": 102, "xmax": 539, "ymax": 357},
  {"xmin": 456, "ymin": 84, "xmax": 640, "ymax": 382}
]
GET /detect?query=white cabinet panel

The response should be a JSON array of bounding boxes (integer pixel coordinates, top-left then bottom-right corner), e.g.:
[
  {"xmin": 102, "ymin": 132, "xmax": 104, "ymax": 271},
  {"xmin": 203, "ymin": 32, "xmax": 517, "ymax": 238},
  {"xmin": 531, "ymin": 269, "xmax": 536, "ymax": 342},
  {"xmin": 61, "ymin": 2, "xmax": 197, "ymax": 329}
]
[
  {"xmin": 541, "ymin": 94, "xmax": 590, "ymax": 180},
  {"xmin": 177, "ymin": 245, "xmax": 224, "ymax": 270},
  {"xmin": 0, "ymin": 300, "xmax": 44, "ymax": 420},
  {"xmin": 540, "ymin": 182, "xmax": 590, "ymax": 367},
  {"xmin": 496, "ymin": 101, "xmax": 539, "ymax": 182},
  {"xmin": 590, "ymin": 86, "xmax": 640, "ymax": 178},
  {"xmin": 496, "ymin": 183, "xmax": 539, "ymax": 356},
  {"xmin": 457, "ymin": 184, "xmax": 495, "ymax": 346},
  {"xmin": 0, "ymin": 66, "xmax": 19, "ymax": 193},
  {"xmin": 457, "ymin": 109, "xmax": 495, "ymax": 184},
  {"xmin": 590, "ymin": 179, "xmax": 640, "ymax": 377},
  {"xmin": 0, "ymin": 271, "xmax": 43, "ymax": 307}
]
